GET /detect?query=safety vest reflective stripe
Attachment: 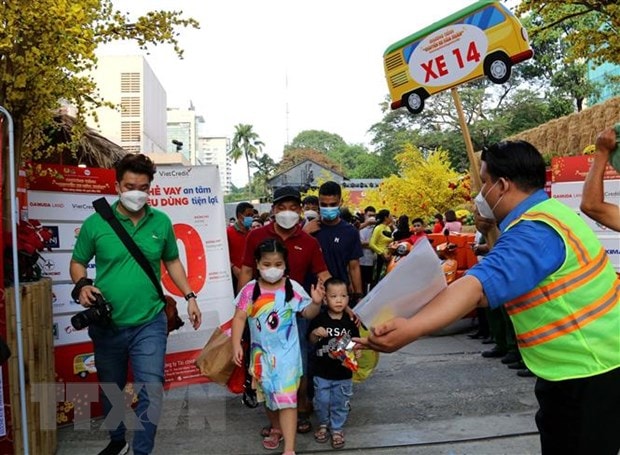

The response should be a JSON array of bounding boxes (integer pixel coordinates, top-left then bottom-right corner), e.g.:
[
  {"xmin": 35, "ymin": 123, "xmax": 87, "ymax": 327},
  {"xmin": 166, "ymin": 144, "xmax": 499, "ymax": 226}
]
[
  {"xmin": 516, "ymin": 283, "xmax": 620, "ymax": 348},
  {"xmin": 517, "ymin": 211, "xmax": 590, "ymax": 266},
  {"xmin": 506, "ymin": 247, "xmax": 609, "ymax": 315}
]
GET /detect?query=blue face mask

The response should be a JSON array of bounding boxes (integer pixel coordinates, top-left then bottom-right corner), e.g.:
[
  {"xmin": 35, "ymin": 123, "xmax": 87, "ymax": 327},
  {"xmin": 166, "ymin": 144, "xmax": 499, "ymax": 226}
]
[
  {"xmin": 243, "ymin": 216, "xmax": 253, "ymax": 229},
  {"xmin": 320, "ymin": 206, "xmax": 340, "ymax": 221}
]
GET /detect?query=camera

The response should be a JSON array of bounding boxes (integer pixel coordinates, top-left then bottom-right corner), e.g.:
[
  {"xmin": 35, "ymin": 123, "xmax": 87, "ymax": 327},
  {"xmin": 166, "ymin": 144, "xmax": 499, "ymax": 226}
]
[{"xmin": 71, "ymin": 293, "xmax": 112, "ymax": 330}]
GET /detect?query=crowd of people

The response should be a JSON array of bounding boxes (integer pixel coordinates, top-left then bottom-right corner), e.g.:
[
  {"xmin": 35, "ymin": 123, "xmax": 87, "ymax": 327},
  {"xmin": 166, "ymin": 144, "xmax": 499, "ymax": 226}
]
[
  {"xmin": 224, "ymin": 181, "xmax": 483, "ymax": 454},
  {"xmin": 70, "ymin": 129, "xmax": 619, "ymax": 455}
]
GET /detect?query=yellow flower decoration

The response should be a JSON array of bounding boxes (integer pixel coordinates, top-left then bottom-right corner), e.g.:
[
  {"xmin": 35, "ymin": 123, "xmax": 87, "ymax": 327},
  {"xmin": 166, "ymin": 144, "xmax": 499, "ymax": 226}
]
[
  {"xmin": 455, "ymin": 209, "xmax": 470, "ymax": 220},
  {"xmin": 583, "ymin": 144, "xmax": 596, "ymax": 155}
]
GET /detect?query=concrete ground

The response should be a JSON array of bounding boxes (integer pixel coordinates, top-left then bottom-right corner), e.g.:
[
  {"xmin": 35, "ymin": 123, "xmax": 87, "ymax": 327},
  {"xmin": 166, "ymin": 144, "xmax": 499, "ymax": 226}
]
[{"xmin": 56, "ymin": 323, "xmax": 542, "ymax": 454}]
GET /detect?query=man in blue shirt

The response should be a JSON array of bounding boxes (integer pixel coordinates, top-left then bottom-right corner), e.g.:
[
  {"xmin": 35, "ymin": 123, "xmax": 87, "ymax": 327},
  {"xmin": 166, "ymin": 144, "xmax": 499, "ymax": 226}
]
[
  {"xmin": 357, "ymin": 140, "xmax": 620, "ymax": 455},
  {"xmin": 314, "ymin": 181, "xmax": 364, "ymax": 306}
]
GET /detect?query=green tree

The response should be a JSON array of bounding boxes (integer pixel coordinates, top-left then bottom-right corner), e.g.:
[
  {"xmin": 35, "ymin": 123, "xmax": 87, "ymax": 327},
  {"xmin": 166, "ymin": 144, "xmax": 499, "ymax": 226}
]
[
  {"xmin": 517, "ymin": 1, "xmax": 620, "ymax": 66},
  {"xmin": 368, "ymin": 98, "xmax": 420, "ymax": 176},
  {"xmin": 285, "ymin": 130, "xmax": 347, "ymax": 154},
  {"xmin": 286, "ymin": 130, "xmax": 377, "ymax": 178},
  {"xmin": 0, "ymin": 0, "xmax": 198, "ymax": 224},
  {"xmin": 277, "ymin": 148, "xmax": 341, "ymax": 175},
  {"xmin": 516, "ymin": 13, "xmax": 601, "ymax": 111},
  {"xmin": 229, "ymin": 124, "xmax": 264, "ymax": 197},
  {"xmin": 249, "ymin": 153, "xmax": 277, "ymax": 199}
]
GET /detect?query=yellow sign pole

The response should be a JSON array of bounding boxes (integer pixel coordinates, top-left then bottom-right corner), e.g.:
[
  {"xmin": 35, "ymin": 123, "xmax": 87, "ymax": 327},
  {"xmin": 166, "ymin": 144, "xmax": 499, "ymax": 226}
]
[
  {"xmin": 450, "ymin": 87, "xmax": 499, "ymax": 246},
  {"xmin": 451, "ymin": 87, "xmax": 481, "ymax": 193}
]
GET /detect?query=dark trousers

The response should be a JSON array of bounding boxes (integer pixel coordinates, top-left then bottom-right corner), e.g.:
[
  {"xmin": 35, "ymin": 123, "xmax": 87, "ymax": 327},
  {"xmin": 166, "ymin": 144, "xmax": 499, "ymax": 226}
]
[
  {"xmin": 372, "ymin": 255, "xmax": 386, "ymax": 288},
  {"xmin": 360, "ymin": 265, "xmax": 374, "ymax": 295},
  {"xmin": 487, "ymin": 305, "xmax": 517, "ymax": 353},
  {"xmin": 534, "ymin": 366, "xmax": 620, "ymax": 455}
]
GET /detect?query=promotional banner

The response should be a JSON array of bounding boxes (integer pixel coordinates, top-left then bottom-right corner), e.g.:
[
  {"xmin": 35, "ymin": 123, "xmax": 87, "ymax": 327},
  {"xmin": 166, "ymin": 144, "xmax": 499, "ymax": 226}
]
[
  {"xmin": 28, "ymin": 164, "xmax": 233, "ymax": 424},
  {"xmin": 551, "ymin": 155, "xmax": 620, "ymax": 270}
]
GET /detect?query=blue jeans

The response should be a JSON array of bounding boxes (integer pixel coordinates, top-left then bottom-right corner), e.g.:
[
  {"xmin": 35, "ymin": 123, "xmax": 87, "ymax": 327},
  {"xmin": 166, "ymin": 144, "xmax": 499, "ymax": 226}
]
[
  {"xmin": 313, "ymin": 376, "xmax": 352, "ymax": 432},
  {"xmin": 89, "ymin": 311, "xmax": 167, "ymax": 455}
]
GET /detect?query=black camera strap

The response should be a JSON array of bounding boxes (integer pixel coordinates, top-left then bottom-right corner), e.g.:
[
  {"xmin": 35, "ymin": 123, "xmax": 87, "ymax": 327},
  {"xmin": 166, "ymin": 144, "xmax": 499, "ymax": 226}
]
[{"xmin": 93, "ymin": 197, "xmax": 166, "ymax": 303}]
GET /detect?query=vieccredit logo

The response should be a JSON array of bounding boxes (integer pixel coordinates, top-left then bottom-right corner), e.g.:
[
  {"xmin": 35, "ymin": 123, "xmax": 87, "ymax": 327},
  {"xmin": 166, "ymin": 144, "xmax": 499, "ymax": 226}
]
[
  {"xmin": 158, "ymin": 168, "xmax": 192, "ymax": 178},
  {"xmin": 72, "ymin": 203, "xmax": 93, "ymax": 210}
]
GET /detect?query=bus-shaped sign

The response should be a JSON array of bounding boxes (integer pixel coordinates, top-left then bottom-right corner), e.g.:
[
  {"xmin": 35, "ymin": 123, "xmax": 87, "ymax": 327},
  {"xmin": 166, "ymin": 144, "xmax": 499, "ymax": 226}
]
[{"xmin": 384, "ymin": 0, "xmax": 533, "ymax": 114}]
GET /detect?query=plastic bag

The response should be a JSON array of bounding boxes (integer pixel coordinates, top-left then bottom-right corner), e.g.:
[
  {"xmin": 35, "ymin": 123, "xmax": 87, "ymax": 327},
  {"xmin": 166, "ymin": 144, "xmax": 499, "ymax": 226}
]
[{"xmin": 352, "ymin": 327, "xmax": 379, "ymax": 383}]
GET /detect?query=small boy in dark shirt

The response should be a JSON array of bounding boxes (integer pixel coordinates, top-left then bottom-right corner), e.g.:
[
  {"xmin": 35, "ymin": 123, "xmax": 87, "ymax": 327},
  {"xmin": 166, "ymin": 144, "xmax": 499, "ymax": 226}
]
[{"xmin": 308, "ymin": 277, "xmax": 359, "ymax": 450}]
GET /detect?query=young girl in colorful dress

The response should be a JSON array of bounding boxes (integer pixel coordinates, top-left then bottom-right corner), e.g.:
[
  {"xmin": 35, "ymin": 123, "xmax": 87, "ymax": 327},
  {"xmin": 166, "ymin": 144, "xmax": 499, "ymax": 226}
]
[{"xmin": 232, "ymin": 238, "xmax": 324, "ymax": 455}]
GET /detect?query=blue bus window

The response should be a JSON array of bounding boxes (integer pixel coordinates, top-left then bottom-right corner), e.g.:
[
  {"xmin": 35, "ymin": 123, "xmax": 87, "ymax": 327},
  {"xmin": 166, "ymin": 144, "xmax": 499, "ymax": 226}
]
[{"xmin": 463, "ymin": 6, "xmax": 506, "ymax": 31}]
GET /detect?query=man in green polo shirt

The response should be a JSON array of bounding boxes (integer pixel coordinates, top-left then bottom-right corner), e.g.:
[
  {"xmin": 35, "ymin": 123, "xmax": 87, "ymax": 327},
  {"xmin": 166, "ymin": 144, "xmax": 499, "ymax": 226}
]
[{"xmin": 70, "ymin": 154, "xmax": 202, "ymax": 455}]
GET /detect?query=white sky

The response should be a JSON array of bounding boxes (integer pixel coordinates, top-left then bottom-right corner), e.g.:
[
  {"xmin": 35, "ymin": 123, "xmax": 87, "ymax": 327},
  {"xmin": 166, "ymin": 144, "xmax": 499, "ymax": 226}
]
[{"xmin": 101, "ymin": 0, "xmax": 482, "ymax": 186}]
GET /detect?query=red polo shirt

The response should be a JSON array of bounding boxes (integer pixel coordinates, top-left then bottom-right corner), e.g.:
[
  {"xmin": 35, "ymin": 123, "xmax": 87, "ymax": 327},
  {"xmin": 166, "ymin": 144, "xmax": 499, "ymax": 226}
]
[
  {"xmin": 242, "ymin": 223, "xmax": 328, "ymax": 284},
  {"xmin": 226, "ymin": 223, "xmax": 248, "ymax": 269},
  {"xmin": 408, "ymin": 231, "xmax": 428, "ymax": 245}
]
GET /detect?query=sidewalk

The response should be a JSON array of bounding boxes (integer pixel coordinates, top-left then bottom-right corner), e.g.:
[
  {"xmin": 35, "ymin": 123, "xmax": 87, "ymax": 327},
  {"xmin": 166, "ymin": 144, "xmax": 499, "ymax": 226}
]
[{"xmin": 56, "ymin": 328, "xmax": 542, "ymax": 454}]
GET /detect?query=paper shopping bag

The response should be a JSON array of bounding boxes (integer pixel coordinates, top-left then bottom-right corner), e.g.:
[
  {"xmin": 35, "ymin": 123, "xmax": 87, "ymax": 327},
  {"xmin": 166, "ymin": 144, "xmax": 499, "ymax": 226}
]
[{"xmin": 195, "ymin": 326, "xmax": 235, "ymax": 385}]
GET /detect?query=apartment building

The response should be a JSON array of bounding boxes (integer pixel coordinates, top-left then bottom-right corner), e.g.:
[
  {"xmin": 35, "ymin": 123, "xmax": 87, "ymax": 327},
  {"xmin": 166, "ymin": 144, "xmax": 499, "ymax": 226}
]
[
  {"xmin": 198, "ymin": 137, "xmax": 232, "ymax": 194},
  {"xmin": 88, "ymin": 55, "xmax": 167, "ymax": 154}
]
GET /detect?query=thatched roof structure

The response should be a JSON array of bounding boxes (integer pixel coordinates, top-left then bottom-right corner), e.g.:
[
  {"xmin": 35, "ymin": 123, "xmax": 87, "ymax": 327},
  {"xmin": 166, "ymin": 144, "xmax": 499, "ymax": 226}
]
[{"xmin": 35, "ymin": 113, "xmax": 128, "ymax": 168}]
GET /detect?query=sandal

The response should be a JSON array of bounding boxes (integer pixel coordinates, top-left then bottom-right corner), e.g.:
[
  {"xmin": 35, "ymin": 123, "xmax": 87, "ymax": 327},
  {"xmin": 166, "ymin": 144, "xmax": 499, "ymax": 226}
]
[
  {"xmin": 331, "ymin": 430, "xmax": 345, "ymax": 450},
  {"xmin": 297, "ymin": 417, "xmax": 312, "ymax": 434},
  {"xmin": 262, "ymin": 428, "xmax": 283, "ymax": 450},
  {"xmin": 314, "ymin": 425, "xmax": 330, "ymax": 443}
]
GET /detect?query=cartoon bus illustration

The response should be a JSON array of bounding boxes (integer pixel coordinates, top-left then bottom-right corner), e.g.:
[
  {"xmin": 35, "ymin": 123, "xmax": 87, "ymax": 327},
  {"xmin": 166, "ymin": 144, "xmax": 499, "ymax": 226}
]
[
  {"xmin": 73, "ymin": 353, "xmax": 97, "ymax": 378},
  {"xmin": 384, "ymin": 0, "xmax": 533, "ymax": 114}
]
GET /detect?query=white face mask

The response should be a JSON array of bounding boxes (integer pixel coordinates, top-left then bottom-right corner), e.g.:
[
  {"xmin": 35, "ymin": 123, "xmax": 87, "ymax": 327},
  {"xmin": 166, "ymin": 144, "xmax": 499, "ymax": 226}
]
[
  {"xmin": 474, "ymin": 181, "xmax": 501, "ymax": 220},
  {"xmin": 303, "ymin": 210, "xmax": 319, "ymax": 221},
  {"xmin": 275, "ymin": 210, "xmax": 300, "ymax": 229},
  {"xmin": 259, "ymin": 267, "xmax": 285, "ymax": 284},
  {"xmin": 120, "ymin": 190, "xmax": 148, "ymax": 212}
]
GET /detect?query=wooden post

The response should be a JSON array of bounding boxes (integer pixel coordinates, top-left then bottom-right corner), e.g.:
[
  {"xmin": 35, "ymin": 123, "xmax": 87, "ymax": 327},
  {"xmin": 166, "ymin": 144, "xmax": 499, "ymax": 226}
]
[{"xmin": 451, "ymin": 87, "xmax": 499, "ymax": 246}]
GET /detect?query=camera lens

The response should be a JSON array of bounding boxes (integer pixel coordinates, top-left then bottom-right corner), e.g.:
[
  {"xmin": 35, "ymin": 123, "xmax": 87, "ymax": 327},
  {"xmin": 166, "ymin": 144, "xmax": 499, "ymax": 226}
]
[
  {"xmin": 70, "ymin": 309, "xmax": 93, "ymax": 330},
  {"xmin": 70, "ymin": 294, "xmax": 111, "ymax": 330}
]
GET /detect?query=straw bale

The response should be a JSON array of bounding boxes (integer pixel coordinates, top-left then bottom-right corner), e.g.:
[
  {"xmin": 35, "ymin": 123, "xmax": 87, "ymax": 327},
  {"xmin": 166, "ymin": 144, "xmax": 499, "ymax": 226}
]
[{"xmin": 509, "ymin": 96, "xmax": 620, "ymax": 156}]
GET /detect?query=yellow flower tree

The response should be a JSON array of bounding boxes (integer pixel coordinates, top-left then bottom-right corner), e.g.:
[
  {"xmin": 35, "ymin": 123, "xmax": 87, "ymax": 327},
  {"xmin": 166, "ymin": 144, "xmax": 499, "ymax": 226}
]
[
  {"xmin": 361, "ymin": 144, "xmax": 471, "ymax": 219},
  {"xmin": 0, "ymin": 0, "xmax": 198, "ymax": 224}
]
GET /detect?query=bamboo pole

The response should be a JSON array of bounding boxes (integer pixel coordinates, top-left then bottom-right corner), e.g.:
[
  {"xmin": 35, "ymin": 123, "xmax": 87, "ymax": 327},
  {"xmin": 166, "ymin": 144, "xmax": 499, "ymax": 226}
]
[{"xmin": 5, "ymin": 279, "xmax": 56, "ymax": 455}]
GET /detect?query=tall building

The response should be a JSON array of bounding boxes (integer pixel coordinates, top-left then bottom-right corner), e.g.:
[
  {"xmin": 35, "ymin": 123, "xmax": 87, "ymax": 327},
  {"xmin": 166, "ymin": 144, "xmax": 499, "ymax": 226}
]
[
  {"xmin": 88, "ymin": 55, "xmax": 167, "ymax": 154},
  {"xmin": 167, "ymin": 105, "xmax": 205, "ymax": 165},
  {"xmin": 588, "ymin": 62, "xmax": 620, "ymax": 104},
  {"xmin": 198, "ymin": 137, "xmax": 232, "ymax": 194}
]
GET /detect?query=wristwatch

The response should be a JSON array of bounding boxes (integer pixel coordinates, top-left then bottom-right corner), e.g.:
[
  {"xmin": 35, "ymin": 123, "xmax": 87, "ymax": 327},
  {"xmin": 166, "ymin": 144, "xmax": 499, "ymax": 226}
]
[{"xmin": 184, "ymin": 292, "xmax": 197, "ymax": 301}]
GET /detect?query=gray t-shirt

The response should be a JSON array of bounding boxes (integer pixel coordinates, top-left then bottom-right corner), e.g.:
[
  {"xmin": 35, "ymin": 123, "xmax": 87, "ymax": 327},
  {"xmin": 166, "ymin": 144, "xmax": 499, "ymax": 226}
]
[{"xmin": 359, "ymin": 225, "xmax": 376, "ymax": 266}]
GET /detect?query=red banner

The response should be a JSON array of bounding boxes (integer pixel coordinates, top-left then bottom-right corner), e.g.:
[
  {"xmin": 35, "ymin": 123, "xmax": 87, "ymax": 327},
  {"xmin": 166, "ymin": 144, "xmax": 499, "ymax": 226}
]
[
  {"xmin": 28, "ymin": 163, "xmax": 116, "ymax": 194},
  {"xmin": 551, "ymin": 155, "xmax": 620, "ymax": 183}
]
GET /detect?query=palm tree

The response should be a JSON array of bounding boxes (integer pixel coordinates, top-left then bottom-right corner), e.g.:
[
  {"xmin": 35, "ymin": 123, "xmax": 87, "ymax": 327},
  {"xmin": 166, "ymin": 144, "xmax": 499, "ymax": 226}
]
[
  {"xmin": 249, "ymin": 153, "xmax": 277, "ymax": 198},
  {"xmin": 230, "ymin": 124, "xmax": 265, "ymax": 198}
]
